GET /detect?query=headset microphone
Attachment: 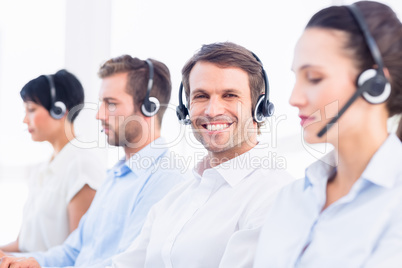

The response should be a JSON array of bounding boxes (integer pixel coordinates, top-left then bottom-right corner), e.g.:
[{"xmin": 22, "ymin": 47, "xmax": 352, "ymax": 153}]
[
  {"xmin": 317, "ymin": 4, "xmax": 391, "ymax": 138},
  {"xmin": 317, "ymin": 82, "xmax": 367, "ymax": 137}
]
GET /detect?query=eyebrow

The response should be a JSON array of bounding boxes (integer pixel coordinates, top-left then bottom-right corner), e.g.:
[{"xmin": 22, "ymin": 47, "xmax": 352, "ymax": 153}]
[
  {"xmin": 190, "ymin": 88, "xmax": 243, "ymax": 96},
  {"xmin": 222, "ymin": 88, "xmax": 243, "ymax": 95},
  {"xmin": 292, "ymin": 64, "xmax": 322, "ymax": 73},
  {"xmin": 100, "ymin": 97, "xmax": 119, "ymax": 102},
  {"xmin": 191, "ymin": 88, "xmax": 207, "ymax": 95}
]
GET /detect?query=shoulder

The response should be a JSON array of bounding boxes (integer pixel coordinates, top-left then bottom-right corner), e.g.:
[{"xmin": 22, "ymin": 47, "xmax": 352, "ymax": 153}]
[
  {"xmin": 59, "ymin": 146, "xmax": 106, "ymax": 190},
  {"xmin": 146, "ymin": 149, "xmax": 192, "ymax": 183},
  {"xmin": 64, "ymin": 146, "xmax": 105, "ymax": 172},
  {"xmin": 244, "ymin": 167, "xmax": 296, "ymax": 195},
  {"xmin": 67, "ymin": 145, "xmax": 103, "ymax": 163},
  {"xmin": 147, "ymin": 167, "xmax": 191, "ymax": 192},
  {"xmin": 147, "ymin": 176, "xmax": 195, "ymax": 207},
  {"xmin": 241, "ymin": 169, "xmax": 299, "ymax": 213},
  {"xmin": 263, "ymin": 177, "xmax": 306, "ymax": 211},
  {"xmin": 255, "ymin": 167, "xmax": 296, "ymax": 183}
]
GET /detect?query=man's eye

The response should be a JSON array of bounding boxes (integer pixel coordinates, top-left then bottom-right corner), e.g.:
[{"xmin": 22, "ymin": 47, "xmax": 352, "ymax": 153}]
[
  {"xmin": 194, "ymin": 95, "xmax": 207, "ymax": 99},
  {"xmin": 107, "ymin": 103, "xmax": 116, "ymax": 111},
  {"xmin": 225, "ymin": 94, "xmax": 237, "ymax": 98}
]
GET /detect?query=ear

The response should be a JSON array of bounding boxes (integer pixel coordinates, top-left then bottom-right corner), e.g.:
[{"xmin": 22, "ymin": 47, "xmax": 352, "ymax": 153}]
[{"xmin": 383, "ymin": 67, "xmax": 391, "ymax": 81}]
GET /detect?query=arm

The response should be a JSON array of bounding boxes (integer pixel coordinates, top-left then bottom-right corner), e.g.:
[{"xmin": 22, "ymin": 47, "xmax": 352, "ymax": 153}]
[
  {"xmin": 76, "ymin": 173, "xmax": 184, "ymax": 268},
  {"xmin": 11, "ymin": 214, "xmax": 88, "ymax": 267},
  {"xmin": 0, "ymin": 256, "xmax": 40, "ymax": 268},
  {"xmin": 110, "ymin": 206, "xmax": 157, "ymax": 268},
  {"xmin": 67, "ymin": 184, "xmax": 96, "ymax": 233},
  {"xmin": 0, "ymin": 238, "xmax": 19, "ymax": 253},
  {"xmin": 65, "ymin": 149, "xmax": 105, "ymax": 234},
  {"xmin": 114, "ymin": 170, "xmax": 184, "ymax": 251},
  {"xmin": 80, "ymin": 211, "xmax": 156, "ymax": 268},
  {"xmin": 363, "ymin": 200, "xmax": 402, "ymax": 268},
  {"xmin": 107, "ymin": 173, "xmax": 185, "ymax": 268}
]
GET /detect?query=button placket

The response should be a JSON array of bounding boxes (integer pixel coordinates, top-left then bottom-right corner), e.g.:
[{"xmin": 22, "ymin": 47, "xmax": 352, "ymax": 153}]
[{"xmin": 161, "ymin": 171, "xmax": 218, "ymax": 267}]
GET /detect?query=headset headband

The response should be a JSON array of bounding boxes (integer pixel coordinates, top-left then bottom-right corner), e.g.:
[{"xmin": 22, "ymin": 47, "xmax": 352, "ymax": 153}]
[
  {"xmin": 45, "ymin": 75, "xmax": 56, "ymax": 104},
  {"xmin": 347, "ymin": 4, "xmax": 384, "ymax": 75},
  {"xmin": 141, "ymin": 59, "xmax": 160, "ymax": 117},
  {"xmin": 251, "ymin": 52, "xmax": 269, "ymax": 102}
]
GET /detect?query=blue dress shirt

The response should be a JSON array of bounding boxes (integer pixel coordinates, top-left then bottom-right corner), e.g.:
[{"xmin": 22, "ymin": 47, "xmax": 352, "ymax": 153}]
[
  {"xmin": 17, "ymin": 138, "xmax": 185, "ymax": 268},
  {"xmin": 254, "ymin": 134, "xmax": 402, "ymax": 268}
]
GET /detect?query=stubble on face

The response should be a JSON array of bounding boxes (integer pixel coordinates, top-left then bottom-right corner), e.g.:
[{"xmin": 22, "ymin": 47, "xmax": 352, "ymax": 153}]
[
  {"xmin": 107, "ymin": 109, "xmax": 146, "ymax": 148},
  {"xmin": 191, "ymin": 102, "xmax": 258, "ymax": 160},
  {"xmin": 187, "ymin": 62, "xmax": 258, "ymax": 162}
]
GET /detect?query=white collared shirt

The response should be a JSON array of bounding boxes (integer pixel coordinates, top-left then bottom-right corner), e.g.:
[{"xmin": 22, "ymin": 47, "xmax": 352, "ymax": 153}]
[
  {"xmin": 254, "ymin": 134, "xmax": 402, "ymax": 268},
  {"xmin": 110, "ymin": 145, "xmax": 294, "ymax": 268},
  {"xmin": 18, "ymin": 141, "xmax": 106, "ymax": 252}
]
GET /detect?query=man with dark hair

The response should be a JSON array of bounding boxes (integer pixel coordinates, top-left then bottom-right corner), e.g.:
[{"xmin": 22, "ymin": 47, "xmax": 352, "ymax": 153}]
[
  {"xmin": 0, "ymin": 55, "xmax": 184, "ymax": 268},
  {"xmin": 108, "ymin": 42, "xmax": 294, "ymax": 267}
]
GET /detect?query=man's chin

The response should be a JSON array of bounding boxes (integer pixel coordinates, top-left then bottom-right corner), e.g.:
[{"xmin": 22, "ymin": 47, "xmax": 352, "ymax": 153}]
[
  {"xmin": 106, "ymin": 136, "xmax": 120, "ymax": 146},
  {"xmin": 203, "ymin": 143, "xmax": 233, "ymax": 154}
]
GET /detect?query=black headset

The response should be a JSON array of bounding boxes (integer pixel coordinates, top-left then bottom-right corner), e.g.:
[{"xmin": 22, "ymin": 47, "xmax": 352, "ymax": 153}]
[
  {"xmin": 176, "ymin": 52, "xmax": 275, "ymax": 125},
  {"xmin": 141, "ymin": 59, "xmax": 160, "ymax": 117},
  {"xmin": 317, "ymin": 4, "xmax": 391, "ymax": 137},
  {"xmin": 252, "ymin": 52, "xmax": 275, "ymax": 122},
  {"xmin": 45, "ymin": 74, "xmax": 67, "ymax": 120}
]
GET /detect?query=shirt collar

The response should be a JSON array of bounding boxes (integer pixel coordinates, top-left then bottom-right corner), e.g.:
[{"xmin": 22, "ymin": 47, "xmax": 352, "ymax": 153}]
[
  {"xmin": 361, "ymin": 134, "xmax": 402, "ymax": 188},
  {"xmin": 47, "ymin": 140, "xmax": 76, "ymax": 173},
  {"xmin": 304, "ymin": 134, "xmax": 402, "ymax": 190},
  {"xmin": 115, "ymin": 137, "xmax": 168, "ymax": 178},
  {"xmin": 193, "ymin": 143, "xmax": 271, "ymax": 187},
  {"xmin": 304, "ymin": 149, "xmax": 337, "ymax": 190}
]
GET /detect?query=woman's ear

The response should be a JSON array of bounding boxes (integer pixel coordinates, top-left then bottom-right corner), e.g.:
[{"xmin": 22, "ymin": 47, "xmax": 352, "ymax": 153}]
[{"xmin": 383, "ymin": 67, "xmax": 391, "ymax": 81}]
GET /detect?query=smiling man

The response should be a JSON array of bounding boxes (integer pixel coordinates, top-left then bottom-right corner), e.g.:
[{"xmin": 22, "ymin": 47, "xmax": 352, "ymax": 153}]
[
  {"xmin": 108, "ymin": 42, "xmax": 294, "ymax": 268},
  {"xmin": 0, "ymin": 55, "xmax": 184, "ymax": 268},
  {"xmin": 189, "ymin": 60, "xmax": 258, "ymax": 162}
]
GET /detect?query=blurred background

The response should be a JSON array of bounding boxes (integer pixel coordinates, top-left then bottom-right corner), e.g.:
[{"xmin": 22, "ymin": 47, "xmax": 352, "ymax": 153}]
[{"xmin": 0, "ymin": 0, "xmax": 401, "ymax": 245}]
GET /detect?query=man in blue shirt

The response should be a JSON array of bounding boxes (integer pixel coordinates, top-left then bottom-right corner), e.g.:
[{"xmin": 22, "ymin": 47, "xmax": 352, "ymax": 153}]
[{"xmin": 0, "ymin": 55, "xmax": 184, "ymax": 268}]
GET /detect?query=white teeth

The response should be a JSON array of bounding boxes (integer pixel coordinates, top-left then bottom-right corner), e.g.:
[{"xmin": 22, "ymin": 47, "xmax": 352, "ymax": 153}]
[{"xmin": 206, "ymin": 124, "xmax": 229, "ymax": 131}]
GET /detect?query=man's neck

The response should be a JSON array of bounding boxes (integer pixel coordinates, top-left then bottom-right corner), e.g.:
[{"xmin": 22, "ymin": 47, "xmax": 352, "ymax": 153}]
[
  {"xmin": 208, "ymin": 141, "xmax": 257, "ymax": 168},
  {"xmin": 124, "ymin": 134, "xmax": 161, "ymax": 161}
]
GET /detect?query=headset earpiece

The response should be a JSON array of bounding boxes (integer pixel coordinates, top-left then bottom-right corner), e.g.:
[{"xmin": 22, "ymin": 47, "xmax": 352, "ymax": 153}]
[
  {"xmin": 141, "ymin": 59, "xmax": 161, "ymax": 117},
  {"xmin": 141, "ymin": 97, "xmax": 160, "ymax": 117},
  {"xmin": 176, "ymin": 83, "xmax": 191, "ymax": 125},
  {"xmin": 357, "ymin": 69, "xmax": 391, "ymax": 104},
  {"xmin": 45, "ymin": 75, "xmax": 67, "ymax": 120},
  {"xmin": 254, "ymin": 94, "xmax": 275, "ymax": 123},
  {"xmin": 252, "ymin": 53, "xmax": 274, "ymax": 123},
  {"xmin": 51, "ymin": 101, "xmax": 67, "ymax": 119}
]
